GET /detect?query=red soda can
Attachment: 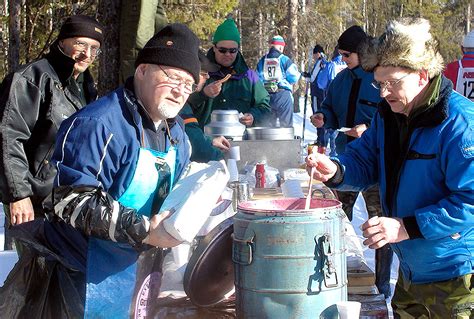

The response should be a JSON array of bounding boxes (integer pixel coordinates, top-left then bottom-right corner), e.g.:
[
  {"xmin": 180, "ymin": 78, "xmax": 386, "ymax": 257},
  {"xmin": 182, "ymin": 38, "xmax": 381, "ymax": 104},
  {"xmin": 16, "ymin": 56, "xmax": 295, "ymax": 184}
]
[{"xmin": 255, "ymin": 163, "xmax": 265, "ymax": 188}]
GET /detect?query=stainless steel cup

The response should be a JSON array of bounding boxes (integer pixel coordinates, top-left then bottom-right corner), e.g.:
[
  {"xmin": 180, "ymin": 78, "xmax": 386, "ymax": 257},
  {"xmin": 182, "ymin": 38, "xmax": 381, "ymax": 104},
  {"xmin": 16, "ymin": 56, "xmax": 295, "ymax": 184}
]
[{"xmin": 229, "ymin": 181, "xmax": 250, "ymax": 210}]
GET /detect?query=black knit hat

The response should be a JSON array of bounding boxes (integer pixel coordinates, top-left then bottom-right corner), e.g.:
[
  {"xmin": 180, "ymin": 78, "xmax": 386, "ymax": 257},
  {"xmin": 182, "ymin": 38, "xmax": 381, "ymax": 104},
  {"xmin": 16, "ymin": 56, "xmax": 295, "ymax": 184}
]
[
  {"xmin": 337, "ymin": 25, "xmax": 368, "ymax": 53},
  {"xmin": 135, "ymin": 23, "xmax": 201, "ymax": 83},
  {"xmin": 58, "ymin": 15, "xmax": 104, "ymax": 45},
  {"xmin": 313, "ymin": 45, "xmax": 324, "ymax": 54}
]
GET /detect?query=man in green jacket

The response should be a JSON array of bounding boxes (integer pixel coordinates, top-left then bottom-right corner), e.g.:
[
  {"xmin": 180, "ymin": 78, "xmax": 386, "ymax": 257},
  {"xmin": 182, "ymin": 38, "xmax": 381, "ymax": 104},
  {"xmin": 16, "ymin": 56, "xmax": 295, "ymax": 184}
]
[{"xmin": 187, "ymin": 18, "xmax": 271, "ymax": 128}]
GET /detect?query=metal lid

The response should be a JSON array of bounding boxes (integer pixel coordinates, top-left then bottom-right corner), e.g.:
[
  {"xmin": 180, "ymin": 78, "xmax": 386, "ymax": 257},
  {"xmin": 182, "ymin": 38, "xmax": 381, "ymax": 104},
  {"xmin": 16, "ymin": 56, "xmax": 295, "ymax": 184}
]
[
  {"xmin": 237, "ymin": 198, "xmax": 342, "ymax": 216},
  {"xmin": 183, "ymin": 218, "xmax": 234, "ymax": 307}
]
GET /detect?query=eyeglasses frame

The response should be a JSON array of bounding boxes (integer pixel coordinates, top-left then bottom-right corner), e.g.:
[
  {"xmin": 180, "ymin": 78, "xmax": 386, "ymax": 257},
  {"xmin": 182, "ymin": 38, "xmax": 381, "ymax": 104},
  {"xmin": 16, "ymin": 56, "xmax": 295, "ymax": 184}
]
[
  {"xmin": 371, "ymin": 73, "xmax": 411, "ymax": 91},
  {"xmin": 73, "ymin": 40, "xmax": 102, "ymax": 57},
  {"xmin": 157, "ymin": 65, "xmax": 197, "ymax": 94}
]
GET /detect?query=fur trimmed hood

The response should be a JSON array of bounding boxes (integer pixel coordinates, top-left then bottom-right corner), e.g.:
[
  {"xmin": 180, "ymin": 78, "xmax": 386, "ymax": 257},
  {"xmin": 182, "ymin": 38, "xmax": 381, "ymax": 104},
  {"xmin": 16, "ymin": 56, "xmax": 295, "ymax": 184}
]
[{"xmin": 360, "ymin": 18, "xmax": 444, "ymax": 78}]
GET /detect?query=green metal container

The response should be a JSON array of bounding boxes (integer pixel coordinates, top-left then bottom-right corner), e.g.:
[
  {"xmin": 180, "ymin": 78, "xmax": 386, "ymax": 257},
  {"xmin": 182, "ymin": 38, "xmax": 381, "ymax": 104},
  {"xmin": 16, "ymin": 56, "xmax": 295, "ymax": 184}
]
[{"xmin": 233, "ymin": 198, "xmax": 347, "ymax": 319}]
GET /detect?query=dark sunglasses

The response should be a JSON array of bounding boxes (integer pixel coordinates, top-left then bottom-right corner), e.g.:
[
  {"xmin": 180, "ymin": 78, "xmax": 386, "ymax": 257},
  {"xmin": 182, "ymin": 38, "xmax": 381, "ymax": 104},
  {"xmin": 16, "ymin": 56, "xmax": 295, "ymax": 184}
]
[
  {"xmin": 339, "ymin": 51, "xmax": 352, "ymax": 58},
  {"xmin": 216, "ymin": 46, "xmax": 238, "ymax": 54}
]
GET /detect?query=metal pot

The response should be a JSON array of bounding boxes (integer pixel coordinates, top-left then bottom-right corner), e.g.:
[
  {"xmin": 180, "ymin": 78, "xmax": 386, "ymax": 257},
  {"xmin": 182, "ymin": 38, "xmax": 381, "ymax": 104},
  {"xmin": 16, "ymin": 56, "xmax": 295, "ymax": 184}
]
[
  {"xmin": 204, "ymin": 110, "xmax": 246, "ymax": 140},
  {"xmin": 204, "ymin": 122, "xmax": 246, "ymax": 140},
  {"xmin": 210, "ymin": 110, "xmax": 240, "ymax": 123},
  {"xmin": 245, "ymin": 127, "xmax": 294, "ymax": 140}
]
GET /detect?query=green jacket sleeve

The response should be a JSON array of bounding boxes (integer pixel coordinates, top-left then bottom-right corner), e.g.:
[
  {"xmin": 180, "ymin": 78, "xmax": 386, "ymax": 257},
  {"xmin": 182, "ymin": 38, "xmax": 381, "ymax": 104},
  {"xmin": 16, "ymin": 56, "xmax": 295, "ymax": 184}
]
[
  {"xmin": 186, "ymin": 90, "xmax": 212, "ymax": 128},
  {"xmin": 179, "ymin": 104, "xmax": 223, "ymax": 162}
]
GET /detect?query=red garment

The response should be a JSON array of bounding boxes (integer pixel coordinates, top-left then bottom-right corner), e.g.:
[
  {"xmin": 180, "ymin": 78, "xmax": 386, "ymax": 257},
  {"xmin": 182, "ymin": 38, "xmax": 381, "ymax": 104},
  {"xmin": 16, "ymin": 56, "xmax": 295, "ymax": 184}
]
[{"xmin": 444, "ymin": 52, "xmax": 474, "ymax": 90}]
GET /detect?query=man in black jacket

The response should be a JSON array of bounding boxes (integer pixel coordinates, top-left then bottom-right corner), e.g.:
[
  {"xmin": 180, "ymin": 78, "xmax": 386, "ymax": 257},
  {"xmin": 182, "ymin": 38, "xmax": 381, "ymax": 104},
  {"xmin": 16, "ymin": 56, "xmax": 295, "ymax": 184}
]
[{"xmin": 0, "ymin": 15, "xmax": 103, "ymax": 247}]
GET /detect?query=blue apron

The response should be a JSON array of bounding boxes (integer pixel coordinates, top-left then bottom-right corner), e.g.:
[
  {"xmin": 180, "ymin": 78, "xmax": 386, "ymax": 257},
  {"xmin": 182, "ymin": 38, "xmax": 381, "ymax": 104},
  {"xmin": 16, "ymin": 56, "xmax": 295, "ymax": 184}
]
[{"xmin": 84, "ymin": 142, "xmax": 177, "ymax": 319}]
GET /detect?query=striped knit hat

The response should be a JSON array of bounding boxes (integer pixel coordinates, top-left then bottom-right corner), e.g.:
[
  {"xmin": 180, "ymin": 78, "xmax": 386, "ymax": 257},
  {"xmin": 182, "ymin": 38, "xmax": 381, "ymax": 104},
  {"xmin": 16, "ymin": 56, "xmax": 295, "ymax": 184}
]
[{"xmin": 270, "ymin": 35, "xmax": 285, "ymax": 46}]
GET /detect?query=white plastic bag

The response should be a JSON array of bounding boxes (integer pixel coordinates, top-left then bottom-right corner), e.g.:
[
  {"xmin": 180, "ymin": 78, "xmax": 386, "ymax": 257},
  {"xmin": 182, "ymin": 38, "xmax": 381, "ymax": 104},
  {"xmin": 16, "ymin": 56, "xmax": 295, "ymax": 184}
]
[
  {"xmin": 343, "ymin": 216, "xmax": 366, "ymax": 268},
  {"xmin": 159, "ymin": 160, "xmax": 229, "ymax": 242}
]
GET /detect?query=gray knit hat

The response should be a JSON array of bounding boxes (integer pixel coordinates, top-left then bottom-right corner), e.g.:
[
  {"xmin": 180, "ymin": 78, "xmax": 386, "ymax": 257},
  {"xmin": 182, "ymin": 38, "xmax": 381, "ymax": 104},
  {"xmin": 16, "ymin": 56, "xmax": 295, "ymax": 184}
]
[{"xmin": 360, "ymin": 18, "xmax": 444, "ymax": 77}]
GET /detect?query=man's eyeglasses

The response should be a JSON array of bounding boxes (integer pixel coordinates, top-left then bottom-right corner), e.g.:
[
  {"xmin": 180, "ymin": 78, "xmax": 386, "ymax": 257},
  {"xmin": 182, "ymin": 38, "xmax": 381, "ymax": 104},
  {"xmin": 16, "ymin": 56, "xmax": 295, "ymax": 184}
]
[
  {"xmin": 215, "ymin": 46, "xmax": 238, "ymax": 54},
  {"xmin": 339, "ymin": 51, "xmax": 352, "ymax": 58},
  {"xmin": 371, "ymin": 73, "xmax": 410, "ymax": 91},
  {"xmin": 74, "ymin": 40, "xmax": 101, "ymax": 57},
  {"xmin": 158, "ymin": 65, "xmax": 197, "ymax": 94}
]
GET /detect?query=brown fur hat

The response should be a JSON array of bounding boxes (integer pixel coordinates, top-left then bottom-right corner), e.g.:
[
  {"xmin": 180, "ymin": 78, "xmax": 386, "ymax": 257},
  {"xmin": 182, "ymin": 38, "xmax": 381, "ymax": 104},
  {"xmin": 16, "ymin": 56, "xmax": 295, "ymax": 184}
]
[{"xmin": 360, "ymin": 18, "xmax": 444, "ymax": 78}]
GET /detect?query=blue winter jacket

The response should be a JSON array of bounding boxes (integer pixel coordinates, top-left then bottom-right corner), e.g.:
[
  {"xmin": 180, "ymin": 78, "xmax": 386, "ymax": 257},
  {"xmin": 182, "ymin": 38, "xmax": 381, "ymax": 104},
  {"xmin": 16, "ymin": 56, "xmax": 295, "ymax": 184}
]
[
  {"xmin": 52, "ymin": 80, "xmax": 191, "ymax": 201},
  {"xmin": 256, "ymin": 47, "xmax": 301, "ymax": 92},
  {"xmin": 319, "ymin": 66, "xmax": 381, "ymax": 154},
  {"xmin": 317, "ymin": 54, "xmax": 346, "ymax": 91},
  {"xmin": 332, "ymin": 77, "xmax": 474, "ymax": 284}
]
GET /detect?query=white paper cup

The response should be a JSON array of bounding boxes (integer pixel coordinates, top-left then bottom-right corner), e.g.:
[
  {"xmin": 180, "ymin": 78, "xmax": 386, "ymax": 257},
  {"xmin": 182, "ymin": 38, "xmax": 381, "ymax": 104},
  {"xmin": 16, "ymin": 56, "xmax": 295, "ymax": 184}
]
[
  {"xmin": 281, "ymin": 180, "xmax": 304, "ymax": 198},
  {"xmin": 336, "ymin": 301, "xmax": 361, "ymax": 319},
  {"xmin": 229, "ymin": 146, "xmax": 241, "ymax": 161},
  {"xmin": 227, "ymin": 159, "xmax": 239, "ymax": 182}
]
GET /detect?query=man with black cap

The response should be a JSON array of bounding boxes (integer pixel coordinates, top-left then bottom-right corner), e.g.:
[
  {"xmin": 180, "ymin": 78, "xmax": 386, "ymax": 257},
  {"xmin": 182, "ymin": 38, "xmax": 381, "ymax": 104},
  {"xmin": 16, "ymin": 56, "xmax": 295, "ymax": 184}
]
[
  {"xmin": 51, "ymin": 22, "xmax": 200, "ymax": 316},
  {"xmin": 0, "ymin": 23, "xmax": 200, "ymax": 318},
  {"xmin": 0, "ymin": 15, "xmax": 103, "ymax": 250},
  {"xmin": 309, "ymin": 26, "xmax": 392, "ymax": 298}
]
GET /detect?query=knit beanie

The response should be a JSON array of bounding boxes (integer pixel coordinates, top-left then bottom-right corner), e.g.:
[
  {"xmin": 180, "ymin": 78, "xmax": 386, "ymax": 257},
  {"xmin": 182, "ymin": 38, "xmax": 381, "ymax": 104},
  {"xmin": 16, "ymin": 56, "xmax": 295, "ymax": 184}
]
[
  {"xmin": 337, "ymin": 25, "xmax": 368, "ymax": 53},
  {"xmin": 270, "ymin": 35, "xmax": 285, "ymax": 46},
  {"xmin": 135, "ymin": 23, "xmax": 201, "ymax": 83},
  {"xmin": 58, "ymin": 15, "xmax": 104, "ymax": 45},
  {"xmin": 212, "ymin": 19, "xmax": 240, "ymax": 45},
  {"xmin": 463, "ymin": 30, "xmax": 474, "ymax": 48},
  {"xmin": 313, "ymin": 45, "xmax": 324, "ymax": 54}
]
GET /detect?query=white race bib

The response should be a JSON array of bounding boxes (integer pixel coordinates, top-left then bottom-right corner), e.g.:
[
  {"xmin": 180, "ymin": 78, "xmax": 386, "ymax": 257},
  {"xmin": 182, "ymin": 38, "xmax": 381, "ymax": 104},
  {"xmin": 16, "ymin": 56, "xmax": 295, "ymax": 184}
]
[
  {"xmin": 455, "ymin": 61, "xmax": 474, "ymax": 101},
  {"xmin": 263, "ymin": 57, "xmax": 283, "ymax": 82}
]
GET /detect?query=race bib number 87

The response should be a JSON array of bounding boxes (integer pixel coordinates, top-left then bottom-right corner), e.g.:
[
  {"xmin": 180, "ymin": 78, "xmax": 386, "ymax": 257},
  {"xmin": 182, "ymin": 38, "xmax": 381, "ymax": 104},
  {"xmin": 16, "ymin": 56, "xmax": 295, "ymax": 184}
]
[{"xmin": 263, "ymin": 57, "xmax": 283, "ymax": 82}]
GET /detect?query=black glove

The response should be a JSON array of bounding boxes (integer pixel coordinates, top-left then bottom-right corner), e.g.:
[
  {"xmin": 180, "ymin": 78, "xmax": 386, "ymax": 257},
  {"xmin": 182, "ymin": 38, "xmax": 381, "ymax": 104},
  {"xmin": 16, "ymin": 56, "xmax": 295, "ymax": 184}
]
[{"xmin": 301, "ymin": 71, "xmax": 311, "ymax": 78}]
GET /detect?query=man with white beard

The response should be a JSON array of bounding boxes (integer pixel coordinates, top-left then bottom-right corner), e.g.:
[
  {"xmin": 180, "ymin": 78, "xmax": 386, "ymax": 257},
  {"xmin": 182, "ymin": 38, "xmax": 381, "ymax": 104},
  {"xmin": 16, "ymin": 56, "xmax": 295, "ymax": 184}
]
[{"xmin": 0, "ymin": 23, "xmax": 200, "ymax": 318}]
